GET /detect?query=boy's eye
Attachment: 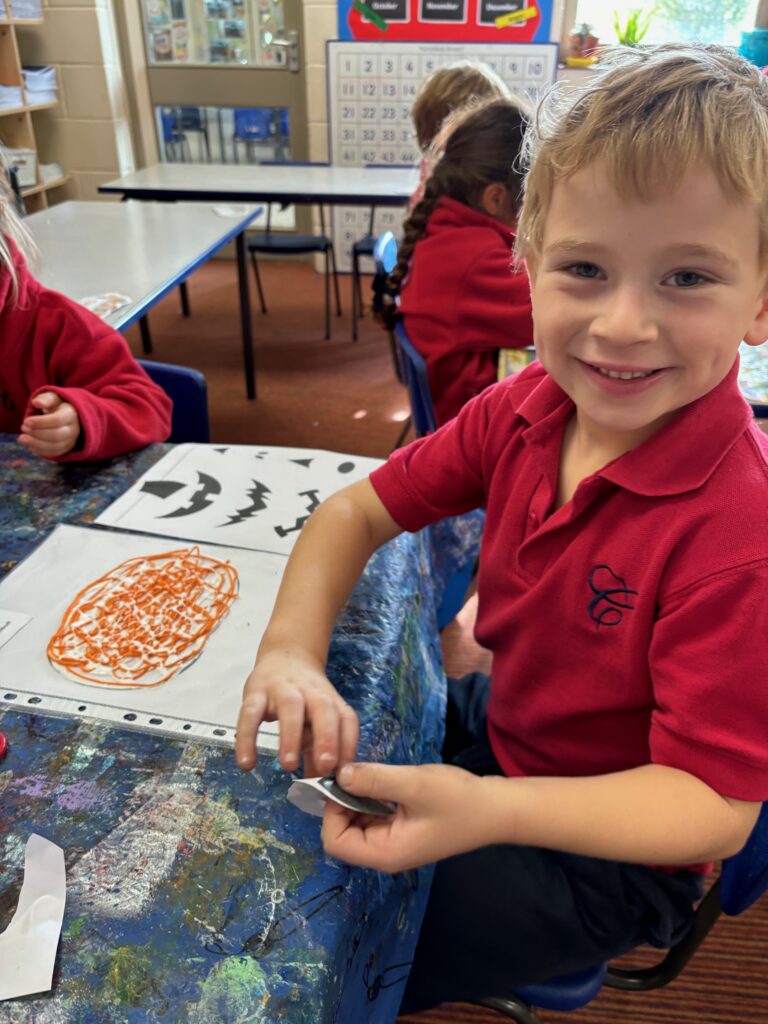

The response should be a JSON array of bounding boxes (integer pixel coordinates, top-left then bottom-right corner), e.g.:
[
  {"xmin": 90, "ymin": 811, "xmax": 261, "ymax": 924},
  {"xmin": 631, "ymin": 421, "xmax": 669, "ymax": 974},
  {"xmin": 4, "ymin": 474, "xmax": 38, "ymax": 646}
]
[
  {"xmin": 566, "ymin": 262, "xmax": 602, "ymax": 279},
  {"xmin": 666, "ymin": 270, "xmax": 708, "ymax": 288}
]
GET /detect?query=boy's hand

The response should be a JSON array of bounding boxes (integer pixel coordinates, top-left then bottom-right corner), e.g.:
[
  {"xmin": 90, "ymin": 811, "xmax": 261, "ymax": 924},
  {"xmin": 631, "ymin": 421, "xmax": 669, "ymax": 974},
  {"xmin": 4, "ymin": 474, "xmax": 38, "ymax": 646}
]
[
  {"xmin": 321, "ymin": 762, "xmax": 495, "ymax": 873},
  {"xmin": 19, "ymin": 392, "xmax": 81, "ymax": 458},
  {"xmin": 235, "ymin": 647, "xmax": 359, "ymax": 776}
]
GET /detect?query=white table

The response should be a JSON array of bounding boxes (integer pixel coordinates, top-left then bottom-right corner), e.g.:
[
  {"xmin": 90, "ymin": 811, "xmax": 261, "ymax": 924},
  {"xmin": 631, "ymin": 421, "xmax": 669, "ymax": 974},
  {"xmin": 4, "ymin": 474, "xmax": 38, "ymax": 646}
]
[
  {"xmin": 99, "ymin": 162, "xmax": 417, "ymax": 206},
  {"xmin": 25, "ymin": 201, "xmax": 261, "ymax": 396}
]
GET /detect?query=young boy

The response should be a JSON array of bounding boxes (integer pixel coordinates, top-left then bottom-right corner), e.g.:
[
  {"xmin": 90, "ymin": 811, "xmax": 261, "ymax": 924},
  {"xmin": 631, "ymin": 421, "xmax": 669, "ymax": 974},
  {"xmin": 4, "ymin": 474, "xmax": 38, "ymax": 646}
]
[{"xmin": 235, "ymin": 44, "xmax": 768, "ymax": 1011}]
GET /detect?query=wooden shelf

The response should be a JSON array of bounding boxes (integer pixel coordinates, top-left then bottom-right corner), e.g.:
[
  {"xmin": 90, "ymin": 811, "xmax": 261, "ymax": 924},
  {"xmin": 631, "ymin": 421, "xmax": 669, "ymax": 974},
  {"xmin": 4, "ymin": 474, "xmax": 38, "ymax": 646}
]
[
  {"xmin": 21, "ymin": 174, "xmax": 69, "ymax": 196},
  {"xmin": 0, "ymin": 5, "xmax": 65, "ymax": 211},
  {"xmin": 0, "ymin": 99, "xmax": 55, "ymax": 116}
]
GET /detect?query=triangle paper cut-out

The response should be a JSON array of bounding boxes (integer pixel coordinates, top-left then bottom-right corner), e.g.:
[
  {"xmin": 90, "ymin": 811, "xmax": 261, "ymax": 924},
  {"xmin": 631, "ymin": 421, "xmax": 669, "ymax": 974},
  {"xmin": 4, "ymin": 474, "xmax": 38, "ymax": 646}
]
[{"xmin": 140, "ymin": 479, "xmax": 186, "ymax": 499}]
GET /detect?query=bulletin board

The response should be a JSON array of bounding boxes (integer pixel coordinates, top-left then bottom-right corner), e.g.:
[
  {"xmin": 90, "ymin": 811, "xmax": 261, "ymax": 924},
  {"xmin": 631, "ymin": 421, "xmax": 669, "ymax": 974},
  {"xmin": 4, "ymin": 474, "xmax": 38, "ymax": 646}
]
[
  {"xmin": 337, "ymin": 0, "xmax": 555, "ymax": 43},
  {"xmin": 327, "ymin": 39, "xmax": 558, "ymax": 271}
]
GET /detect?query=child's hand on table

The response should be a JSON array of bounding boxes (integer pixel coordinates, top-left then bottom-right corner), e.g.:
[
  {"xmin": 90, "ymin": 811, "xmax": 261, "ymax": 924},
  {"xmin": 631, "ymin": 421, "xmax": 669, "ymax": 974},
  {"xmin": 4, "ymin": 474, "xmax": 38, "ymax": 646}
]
[
  {"xmin": 321, "ymin": 762, "xmax": 498, "ymax": 873},
  {"xmin": 236, "ymin": 646, "xmax": 360, "ymax": 777},
  {"xmin": 19, "ymin": 391, "xmax": 81, "ymax": 458}
]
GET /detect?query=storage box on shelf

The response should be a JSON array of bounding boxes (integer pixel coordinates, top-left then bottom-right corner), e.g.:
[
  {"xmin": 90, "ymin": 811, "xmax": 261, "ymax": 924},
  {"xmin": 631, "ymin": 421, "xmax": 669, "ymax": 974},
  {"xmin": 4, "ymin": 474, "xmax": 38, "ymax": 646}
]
[{"xmin": 0, "ymin": 0, "xmax": 66, "ymax": 213}]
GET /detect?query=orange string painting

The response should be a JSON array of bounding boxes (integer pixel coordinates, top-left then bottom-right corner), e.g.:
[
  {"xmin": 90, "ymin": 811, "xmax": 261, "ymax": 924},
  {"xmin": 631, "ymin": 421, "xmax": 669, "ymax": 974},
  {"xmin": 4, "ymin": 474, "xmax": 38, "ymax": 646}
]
[{"xmin": 47, "ymin": 547, "xmax": 239, "ymax": 688}]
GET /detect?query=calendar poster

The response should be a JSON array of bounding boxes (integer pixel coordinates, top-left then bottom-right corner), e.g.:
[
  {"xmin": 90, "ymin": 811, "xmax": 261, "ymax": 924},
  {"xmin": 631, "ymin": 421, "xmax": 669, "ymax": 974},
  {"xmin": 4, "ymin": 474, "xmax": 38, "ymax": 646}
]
[
  {"xmin": 327, "ymin": 40, "xmax": 558, "ymax": 272},
  {"xmin": 337, "ymin": 0, "xmax": 554, "ymax": 43}
]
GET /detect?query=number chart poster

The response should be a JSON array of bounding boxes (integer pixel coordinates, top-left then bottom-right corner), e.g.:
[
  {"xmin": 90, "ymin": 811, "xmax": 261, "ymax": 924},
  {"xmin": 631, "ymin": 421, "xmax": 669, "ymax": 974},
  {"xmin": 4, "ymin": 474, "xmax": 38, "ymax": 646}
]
[
  {"xmin": 337, "ymin": 0, "xmax": 554, "ymax": 43},
  {"xmin": 327, "ymin": 39, "xmax": 557, "ymax": 270}
]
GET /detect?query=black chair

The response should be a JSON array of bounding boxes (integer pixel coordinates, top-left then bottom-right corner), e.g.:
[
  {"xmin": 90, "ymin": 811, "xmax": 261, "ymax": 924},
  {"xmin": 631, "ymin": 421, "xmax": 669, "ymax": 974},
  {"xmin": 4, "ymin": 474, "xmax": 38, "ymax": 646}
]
[
  {"xmin": 351, "ymin": 206, "xmax": 376, "ymax": 342},
  {"xmin": 477, "ymin": 801, "xmax": 768, "ymax": 1022},
  {"xmin": 177, "ymin": 106, "xmax": 210, "ymax": 162},
  {"xmin": 247, "ymin": 161, "xmax": 342, "ymax": 340},
  {"xmin": 137, "ymin": 360, "xmax": 210, "ymax": 444}
]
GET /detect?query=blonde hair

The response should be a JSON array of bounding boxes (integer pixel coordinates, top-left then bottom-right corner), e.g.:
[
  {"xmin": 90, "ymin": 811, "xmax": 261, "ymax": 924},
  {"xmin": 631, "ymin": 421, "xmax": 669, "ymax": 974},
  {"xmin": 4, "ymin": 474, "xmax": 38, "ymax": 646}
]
[
  {"xmin": 517, "ymin": 43, "xmax": 768, "ymax": 266},
  {"xmin": 0, "ymin": 166, "xmax": 36, "ymax": 302},
  {"xmin": 411, "ymin": 60, "xmax": 510, "ymax": 151}
]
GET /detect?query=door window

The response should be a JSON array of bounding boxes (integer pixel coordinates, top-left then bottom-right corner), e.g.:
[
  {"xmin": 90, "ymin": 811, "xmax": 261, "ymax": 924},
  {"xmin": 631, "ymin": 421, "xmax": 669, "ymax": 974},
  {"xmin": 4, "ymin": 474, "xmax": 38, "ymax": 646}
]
[{"xmin": 142, "ymin": 0, "xmax": 287, "ymax": 66}]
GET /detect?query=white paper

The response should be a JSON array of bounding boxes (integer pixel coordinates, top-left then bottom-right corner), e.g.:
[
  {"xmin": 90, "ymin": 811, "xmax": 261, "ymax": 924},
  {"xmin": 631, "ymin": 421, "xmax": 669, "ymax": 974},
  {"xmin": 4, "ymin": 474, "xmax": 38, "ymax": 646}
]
[
  {"xmin": 0, "ymin": 834, "xmax": 66, "ymax": 1001},
  {"xmin": 0, "ymin": 525, "xmax": 282, "ymax": 751},
  {"xmin": 0, "ymin": 609, "xmax": 31, "ymax": 649},
  {"xmin": 94, "ymin": 444, "xmax": 384, "ymax": 555}
]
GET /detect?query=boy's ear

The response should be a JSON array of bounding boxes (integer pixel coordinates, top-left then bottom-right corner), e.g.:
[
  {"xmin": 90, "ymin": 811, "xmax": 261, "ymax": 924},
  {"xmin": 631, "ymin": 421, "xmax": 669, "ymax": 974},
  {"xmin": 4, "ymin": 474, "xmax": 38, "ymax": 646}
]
[{"xmin": 743, "ymin": 293, "xmax": 768, "ymax": 347}]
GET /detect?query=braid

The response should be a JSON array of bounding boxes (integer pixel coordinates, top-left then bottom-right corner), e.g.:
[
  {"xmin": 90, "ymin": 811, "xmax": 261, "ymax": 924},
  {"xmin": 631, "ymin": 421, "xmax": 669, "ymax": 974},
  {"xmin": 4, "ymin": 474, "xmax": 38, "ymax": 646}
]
[
  {"xmin": 381, "ymin": 96, "xmax": 530, "ymax": 331},
  {"xmin": 380, "ymin": 179, "xmax": 441, "ymax": 329}
]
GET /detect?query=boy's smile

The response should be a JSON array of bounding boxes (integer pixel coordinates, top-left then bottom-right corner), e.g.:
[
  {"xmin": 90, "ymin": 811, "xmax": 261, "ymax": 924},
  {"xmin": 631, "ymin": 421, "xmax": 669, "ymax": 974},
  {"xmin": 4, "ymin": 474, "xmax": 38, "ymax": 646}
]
[{"xmin": 528, "ymin": 160, "xmax": 768, "ymax": 457}]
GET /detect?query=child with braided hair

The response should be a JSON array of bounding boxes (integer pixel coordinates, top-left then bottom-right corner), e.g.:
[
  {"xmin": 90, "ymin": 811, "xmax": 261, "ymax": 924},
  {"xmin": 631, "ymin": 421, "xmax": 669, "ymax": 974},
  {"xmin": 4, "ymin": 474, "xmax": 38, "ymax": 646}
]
[
  {"xmin": 385, "ymin": 97, "xmax": 534, "ymax": 425},
  {"xmin": 408, "ymin": 60, "xmax": 511, "ymax": 211}
]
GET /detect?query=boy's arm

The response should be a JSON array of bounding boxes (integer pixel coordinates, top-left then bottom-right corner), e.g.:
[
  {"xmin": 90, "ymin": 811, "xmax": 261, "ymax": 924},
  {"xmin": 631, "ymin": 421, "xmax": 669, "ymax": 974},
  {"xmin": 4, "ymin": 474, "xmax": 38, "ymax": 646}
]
[
  {"xmin": 235, "ymin": 478, "xmax": 403, "ymax": 775},
  {"xmin": 322, "ymin": 761, "xmax": 761, "ymax": 873}
]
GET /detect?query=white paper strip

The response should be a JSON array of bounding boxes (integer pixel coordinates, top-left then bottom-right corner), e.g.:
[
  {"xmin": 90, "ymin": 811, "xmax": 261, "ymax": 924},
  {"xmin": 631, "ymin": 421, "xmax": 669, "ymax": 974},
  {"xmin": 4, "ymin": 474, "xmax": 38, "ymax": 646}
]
[{"xmin": 0, "ymin": 834, "xmax": 66, "ymax": 1002}]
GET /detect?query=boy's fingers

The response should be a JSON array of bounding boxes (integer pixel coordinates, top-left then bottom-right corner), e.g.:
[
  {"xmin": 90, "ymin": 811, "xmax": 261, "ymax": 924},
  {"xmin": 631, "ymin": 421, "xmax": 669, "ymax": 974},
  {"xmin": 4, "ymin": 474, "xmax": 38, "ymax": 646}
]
[
  {"xmin": 235, "ymin": 691, "xmax": 268, "ymax": 769},
  {"xmin": 276, "ymin": 688, "xmax": 306, "ymax": 771},
  {"xmin": 337, "ymin": 762, "xmax": 413, "ymax": 805},
  {"xmin": 306, "ymin": 691, "xmax": 343, "ymax": 775},
  {"xmin": 339, "ymin": 704, "xmax": 360, "ymax": 767}
]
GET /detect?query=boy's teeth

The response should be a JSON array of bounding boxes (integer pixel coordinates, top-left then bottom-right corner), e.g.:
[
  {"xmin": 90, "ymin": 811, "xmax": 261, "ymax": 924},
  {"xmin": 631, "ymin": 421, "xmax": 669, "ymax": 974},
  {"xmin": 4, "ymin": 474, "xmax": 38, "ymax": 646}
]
[{"xmin": 596, "ymin": 366, "xmax": 654, "ymax": 380}]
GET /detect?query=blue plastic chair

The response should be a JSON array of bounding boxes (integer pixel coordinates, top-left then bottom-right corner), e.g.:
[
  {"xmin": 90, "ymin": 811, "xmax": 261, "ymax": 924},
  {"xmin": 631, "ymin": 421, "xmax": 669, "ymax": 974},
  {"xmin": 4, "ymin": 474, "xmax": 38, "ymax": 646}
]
[
  {"xmin": 247, "ymin": 161, "xmax": 342, "ymax": 340},
  {"xmin": 372, "ymin": 230, "xmax": 405, "ymax": 389},
  {"xmin": 477, "ymin": 802, "xmax": 768, "ymax": 1021},
  {"xmin": 137, "ymin": 360, "xmax": 210, "ymax": 444},
  {"xmin": 393, "ymin": 319, "xmax": 437, "ymax": 437},
  {"xmin": 232, "ymin": 107, "xmax": 274, "ymax": 163},
  {"xmin": 159, "ymin": 108, "xmax": 190, "ymax": 163}
]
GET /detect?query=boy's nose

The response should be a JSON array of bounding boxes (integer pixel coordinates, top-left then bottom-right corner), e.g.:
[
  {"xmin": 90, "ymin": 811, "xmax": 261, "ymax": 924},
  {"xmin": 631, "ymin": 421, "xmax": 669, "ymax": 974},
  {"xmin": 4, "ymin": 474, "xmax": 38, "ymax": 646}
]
[{"xmin": 590, "ymin": 287, "xmax": 658, "ymax": 346}]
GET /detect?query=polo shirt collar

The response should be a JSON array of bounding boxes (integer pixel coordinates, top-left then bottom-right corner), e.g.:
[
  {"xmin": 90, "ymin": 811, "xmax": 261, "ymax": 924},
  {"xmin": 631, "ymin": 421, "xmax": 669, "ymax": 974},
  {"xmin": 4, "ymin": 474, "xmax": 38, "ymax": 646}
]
[{"xmin": 516, "ymin": 359, "xmax": 751, "ymax": 497}]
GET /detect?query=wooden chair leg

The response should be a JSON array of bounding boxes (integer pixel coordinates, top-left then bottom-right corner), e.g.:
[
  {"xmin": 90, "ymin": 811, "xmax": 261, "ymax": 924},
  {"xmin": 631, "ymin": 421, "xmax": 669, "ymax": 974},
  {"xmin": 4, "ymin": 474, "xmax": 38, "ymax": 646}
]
[{"xmin": 250, "ymin": 252, "xmax": 267, "ymax": 314}]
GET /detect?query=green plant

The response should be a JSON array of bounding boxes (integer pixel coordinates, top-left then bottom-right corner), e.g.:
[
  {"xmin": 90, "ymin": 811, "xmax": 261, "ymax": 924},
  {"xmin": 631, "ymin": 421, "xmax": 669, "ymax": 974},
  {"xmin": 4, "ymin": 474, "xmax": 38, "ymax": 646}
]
[{"xmin": 613, "ymin": 5, "xmax": 659, "ymax": 46}]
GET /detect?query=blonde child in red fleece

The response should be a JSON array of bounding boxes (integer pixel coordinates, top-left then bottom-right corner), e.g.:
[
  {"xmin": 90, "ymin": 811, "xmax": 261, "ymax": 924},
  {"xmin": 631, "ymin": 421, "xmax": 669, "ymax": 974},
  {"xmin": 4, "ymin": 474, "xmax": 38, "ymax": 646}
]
[{"xmin": 0, "ymin": 179, "xmax": 171, "ymax": 460}]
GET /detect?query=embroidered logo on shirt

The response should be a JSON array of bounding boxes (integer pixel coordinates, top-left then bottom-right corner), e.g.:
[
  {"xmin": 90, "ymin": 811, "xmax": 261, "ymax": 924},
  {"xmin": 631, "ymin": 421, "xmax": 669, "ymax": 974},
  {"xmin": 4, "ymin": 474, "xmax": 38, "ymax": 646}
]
[{"xmin": 588, "ymin": 564, "xmax": 638, "ymax": 629}]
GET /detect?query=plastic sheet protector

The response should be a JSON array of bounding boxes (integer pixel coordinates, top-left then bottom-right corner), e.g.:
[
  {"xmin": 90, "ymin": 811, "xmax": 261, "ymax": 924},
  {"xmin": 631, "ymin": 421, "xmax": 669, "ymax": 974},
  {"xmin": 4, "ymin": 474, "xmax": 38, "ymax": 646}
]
[{"xmin": 0, "ymin": 524, "xmax": 284, "ymax": 749}]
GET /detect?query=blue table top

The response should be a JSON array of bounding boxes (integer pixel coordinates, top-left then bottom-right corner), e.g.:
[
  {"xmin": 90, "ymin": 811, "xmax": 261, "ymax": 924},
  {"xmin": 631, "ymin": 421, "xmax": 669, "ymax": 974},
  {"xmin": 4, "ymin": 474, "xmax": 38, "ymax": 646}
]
[{"xmin": 0, "ymin": 438, "xmax": 445, "ymax": 1023}]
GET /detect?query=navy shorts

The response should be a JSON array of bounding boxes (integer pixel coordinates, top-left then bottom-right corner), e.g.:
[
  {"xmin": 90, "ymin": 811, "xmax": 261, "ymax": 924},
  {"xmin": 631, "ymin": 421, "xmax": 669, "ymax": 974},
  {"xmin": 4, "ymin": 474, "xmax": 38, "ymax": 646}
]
[{"xmin": 398, "ymin": 673, "xmax": 703, "ymax": 1014}]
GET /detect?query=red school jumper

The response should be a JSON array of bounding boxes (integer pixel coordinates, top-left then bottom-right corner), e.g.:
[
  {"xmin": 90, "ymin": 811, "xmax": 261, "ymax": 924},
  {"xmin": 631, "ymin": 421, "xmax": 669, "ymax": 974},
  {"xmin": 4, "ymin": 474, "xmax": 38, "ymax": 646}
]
[
  {"xmin": 0, "ymin": 242, "xmax": 171, "ymax": 461},
  {"xmin": 397, "ymin": 195, "xmax": 533, "ymax": 426},
  {"xmin": 370, "ymin": 362, "xmax": 768, "ymax": 816}
]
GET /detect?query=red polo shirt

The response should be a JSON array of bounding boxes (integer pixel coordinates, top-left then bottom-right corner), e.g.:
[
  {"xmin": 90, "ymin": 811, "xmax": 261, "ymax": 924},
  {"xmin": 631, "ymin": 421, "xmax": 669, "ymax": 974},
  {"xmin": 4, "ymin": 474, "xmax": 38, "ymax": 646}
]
[{"xmin": 370, "ymin": 361, "xmax": 768, "ymax": 803}]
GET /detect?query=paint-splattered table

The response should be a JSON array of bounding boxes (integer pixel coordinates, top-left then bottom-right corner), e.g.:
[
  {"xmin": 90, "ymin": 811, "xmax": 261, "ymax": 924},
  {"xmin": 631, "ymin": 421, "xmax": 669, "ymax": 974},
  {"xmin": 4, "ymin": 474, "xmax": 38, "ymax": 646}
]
[{"xmin": 0, "ymin": 437, "xmax": 446, "ymax": 1023}]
